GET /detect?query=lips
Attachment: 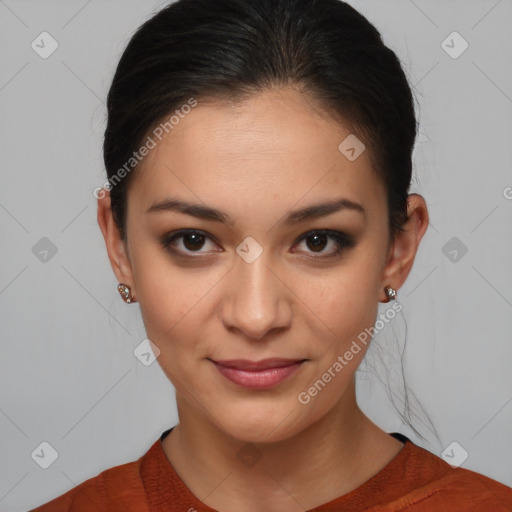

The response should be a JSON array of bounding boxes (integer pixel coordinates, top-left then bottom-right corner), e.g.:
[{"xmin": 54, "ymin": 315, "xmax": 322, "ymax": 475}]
[
  {"xmin": 213, "ymin": 358, "xmax": 305, "ymax": 370},
  {"xmin": 210, "ymin": 358, "xmax": 307, "ymax": 389}
]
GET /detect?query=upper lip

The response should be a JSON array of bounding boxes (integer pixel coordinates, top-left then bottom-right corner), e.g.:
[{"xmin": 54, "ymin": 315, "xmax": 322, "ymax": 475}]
[{"xmin": 211, "ymin": 358, "xmax": 306, "ymax": 370}]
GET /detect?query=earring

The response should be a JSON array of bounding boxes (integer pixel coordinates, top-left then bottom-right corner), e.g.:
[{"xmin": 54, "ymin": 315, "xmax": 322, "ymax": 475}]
[
  {"xmin": 117, "ymin": 283, "xmax": 137, "ymax": 304},
  {"xmin": 382, "ymin": 285, "xmax": 397, "ymax": 303}
]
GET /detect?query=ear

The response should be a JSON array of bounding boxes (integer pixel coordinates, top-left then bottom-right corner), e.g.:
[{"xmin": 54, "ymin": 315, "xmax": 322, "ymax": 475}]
[
  {"xmin": 379, "ymin": 193, "xmax": 429, "ymax": 302},
  {"xmin": 97, "ymin": 189, "xmax": 137, "ymax": 296}
]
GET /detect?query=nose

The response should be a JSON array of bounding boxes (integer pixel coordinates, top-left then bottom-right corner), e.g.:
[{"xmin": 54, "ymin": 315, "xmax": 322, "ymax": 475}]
[{"xmin": 220, "ymin": 250, "xmax": 292, "ymax": 340}]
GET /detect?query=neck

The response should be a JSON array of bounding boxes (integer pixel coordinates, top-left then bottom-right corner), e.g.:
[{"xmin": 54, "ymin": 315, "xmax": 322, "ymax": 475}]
[{"xmin": 162, "ymin": 381, "xmax": 403, "ymax": 512}]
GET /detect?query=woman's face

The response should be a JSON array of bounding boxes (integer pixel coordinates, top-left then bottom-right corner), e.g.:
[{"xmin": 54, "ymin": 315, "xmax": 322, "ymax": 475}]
[{"xmin": 113, "ymin": 87, "xmax": 400, "ymax": 442}]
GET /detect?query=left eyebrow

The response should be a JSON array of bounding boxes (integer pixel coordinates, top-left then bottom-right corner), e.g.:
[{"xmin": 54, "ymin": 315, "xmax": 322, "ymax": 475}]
[
  {"xmin": 282, "ymin": 198, "xmax": 367, "ymax": 225},
  {"xmin": 145, "ymin": 196, "xmax": 367, "ymax": 225}
]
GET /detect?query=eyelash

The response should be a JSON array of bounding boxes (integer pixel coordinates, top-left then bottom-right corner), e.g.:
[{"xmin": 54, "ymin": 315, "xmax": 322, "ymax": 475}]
[{"xmin": 160, "ymin": 229, "xmax": 356, "ymax": 260}]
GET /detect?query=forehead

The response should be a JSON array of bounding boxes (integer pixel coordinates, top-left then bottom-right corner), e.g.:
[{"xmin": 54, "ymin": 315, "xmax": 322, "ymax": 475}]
[{"xmin": 128, "ymin": 87, "xmax": 385, "ymax": 220}]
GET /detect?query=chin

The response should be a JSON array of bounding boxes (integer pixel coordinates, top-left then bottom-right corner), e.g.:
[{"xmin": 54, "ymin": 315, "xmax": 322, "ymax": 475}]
[{"xmin": 214, "ymin": 407, "xmax": 308, "ymax": 445}]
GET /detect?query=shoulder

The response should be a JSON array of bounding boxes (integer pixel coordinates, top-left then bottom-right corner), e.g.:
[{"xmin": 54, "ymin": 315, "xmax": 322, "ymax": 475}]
[
  {"xmin": 386, "ymin": 442, "xmax": 512, "ymax": 511},
  {"xmin": 29, "ymin": 457, "xmax": 148, "ymax": 512}
]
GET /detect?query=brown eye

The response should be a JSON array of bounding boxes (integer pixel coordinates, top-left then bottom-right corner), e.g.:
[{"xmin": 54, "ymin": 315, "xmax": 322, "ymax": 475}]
[
  {"xmin": 305, "ymin": 233, "xmax": 328, "ymax": 252},
  {"xmin": 161, "ymin": 230, "xmax": 221, "ymax": 256},
  {"xmin": 182, "ymin": 232, "xmax": 206, "ymax": 251},
  {"xmin": 293, "ymin": 230, "xmax": 356, "ymax": 259}
]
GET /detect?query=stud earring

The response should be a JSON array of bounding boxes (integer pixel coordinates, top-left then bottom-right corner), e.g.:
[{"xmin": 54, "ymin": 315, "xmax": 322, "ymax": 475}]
[
  {"xmin": 382, "ymin": 285, "xmax": 397, "ymax": 303},
  {"xmin": 117, "ymin": 283, "xmax": 137, "ymax": 304}
]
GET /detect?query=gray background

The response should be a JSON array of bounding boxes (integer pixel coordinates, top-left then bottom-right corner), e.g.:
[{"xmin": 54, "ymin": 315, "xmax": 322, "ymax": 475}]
[{"xmin": 1, "ymin": 0, "xmax": 511, "ymax": 510}]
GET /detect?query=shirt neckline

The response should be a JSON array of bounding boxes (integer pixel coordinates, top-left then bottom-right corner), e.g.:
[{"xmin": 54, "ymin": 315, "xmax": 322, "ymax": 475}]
[{"xmin": 141, "ymin": 427, "xmax": 417, "ymax": 511}]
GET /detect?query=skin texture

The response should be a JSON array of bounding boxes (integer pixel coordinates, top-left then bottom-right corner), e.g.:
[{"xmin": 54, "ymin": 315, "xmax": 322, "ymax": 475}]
[{"xmin": 97, "ymin": 86, "xmax": 429, "ymax": 511}]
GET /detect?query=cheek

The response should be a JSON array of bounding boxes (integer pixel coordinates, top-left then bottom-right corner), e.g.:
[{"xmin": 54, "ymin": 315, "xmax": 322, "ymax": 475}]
[
  {"xmin": 130, "ymin": 247, "xmax": 224, "ymax": 358},
  {"xmin": 289, "ymin": 265, "xmax": 379, "ymax": 348},
  {"xmin": 138, "ymin": 292, "xmax": 208, "ymax": 388}
]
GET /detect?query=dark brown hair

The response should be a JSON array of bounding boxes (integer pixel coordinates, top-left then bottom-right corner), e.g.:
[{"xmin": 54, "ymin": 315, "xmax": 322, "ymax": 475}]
[{"xmin": 103, "ymin": 0, "xmax": 416, "ymax": 244}]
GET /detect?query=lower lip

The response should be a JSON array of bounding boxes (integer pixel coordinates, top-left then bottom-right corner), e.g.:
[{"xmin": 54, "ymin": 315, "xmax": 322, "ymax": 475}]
[{"xmin": 212, "ymin": 361, "xmax": 305, "ymax": 390}]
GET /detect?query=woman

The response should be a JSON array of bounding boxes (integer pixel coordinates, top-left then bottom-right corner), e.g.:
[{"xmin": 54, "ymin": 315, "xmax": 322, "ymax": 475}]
[{"xmin": 32, "ymin": 0, "xmax": 512, "ymax": 510}]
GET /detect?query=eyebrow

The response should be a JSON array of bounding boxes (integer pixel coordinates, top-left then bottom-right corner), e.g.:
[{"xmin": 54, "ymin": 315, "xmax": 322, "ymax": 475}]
[{"xmin": 145, "ymin": 197, "xmax": 366, "ymax": 225}]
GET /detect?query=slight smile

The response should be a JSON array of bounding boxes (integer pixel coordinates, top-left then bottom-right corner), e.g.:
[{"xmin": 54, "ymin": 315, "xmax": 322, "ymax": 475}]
[{"xmin": 209, "ymin": 358, "xmax": 308, "ymax": 390}]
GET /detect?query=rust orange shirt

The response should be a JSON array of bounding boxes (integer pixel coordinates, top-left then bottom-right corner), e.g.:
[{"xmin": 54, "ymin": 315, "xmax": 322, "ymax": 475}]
[{"xmin": 30, "ymin": 428, "xmax": 512, "ymax": 511}]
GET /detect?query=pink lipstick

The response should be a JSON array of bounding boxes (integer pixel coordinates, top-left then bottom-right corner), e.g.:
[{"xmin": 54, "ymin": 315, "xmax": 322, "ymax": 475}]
[{"xmin": 211, "ymin": 358, "xmax": 306, "ymax": 390}]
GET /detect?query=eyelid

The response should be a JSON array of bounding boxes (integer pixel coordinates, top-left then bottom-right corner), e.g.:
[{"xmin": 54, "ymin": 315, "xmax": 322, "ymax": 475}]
[
  {"xmin": 161, "ymin": 229, "xmax": 222, "ymax": 255},
  {"xmin": 161, "ymin": 228, "xmax": 355, "ymax": 258},
  {"xmin": 293, "ymin": 229, "xmax": 355, "ymax": 258}
]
